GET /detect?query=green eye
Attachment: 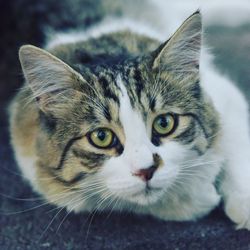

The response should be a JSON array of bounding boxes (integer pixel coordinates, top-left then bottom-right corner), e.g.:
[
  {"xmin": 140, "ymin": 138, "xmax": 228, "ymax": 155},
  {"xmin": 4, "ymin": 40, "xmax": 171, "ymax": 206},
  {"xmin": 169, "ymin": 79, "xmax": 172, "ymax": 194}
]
[
  {"xmin": 89, "ymin": 128, "xmax": 114, "ymax": 148},
  {"xmin": 153, "ymin": 113, "xmax": 176, "ymax": 136}
]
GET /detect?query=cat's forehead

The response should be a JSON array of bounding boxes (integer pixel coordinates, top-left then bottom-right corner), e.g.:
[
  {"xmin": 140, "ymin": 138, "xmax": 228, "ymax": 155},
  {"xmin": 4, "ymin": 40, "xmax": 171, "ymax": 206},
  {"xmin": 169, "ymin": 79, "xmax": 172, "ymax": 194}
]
[
  {"xmin": 76, "ymin": 56, "xmax": 200, "ymax": 129},
  {"xmin": 74, "ymin": 64, "xmax": 148, "ymax": 128},
  {"xmin": 92, "ymin": 60, "xmax": 158, "ymax": 111}
]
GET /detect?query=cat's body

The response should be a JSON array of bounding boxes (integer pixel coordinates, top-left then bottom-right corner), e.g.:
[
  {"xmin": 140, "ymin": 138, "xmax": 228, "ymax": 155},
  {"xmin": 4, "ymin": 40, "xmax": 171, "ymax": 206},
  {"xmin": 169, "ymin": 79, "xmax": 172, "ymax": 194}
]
[{"xmin": 9, "ymin": 12, "xmax": 250, "ymax": 229}]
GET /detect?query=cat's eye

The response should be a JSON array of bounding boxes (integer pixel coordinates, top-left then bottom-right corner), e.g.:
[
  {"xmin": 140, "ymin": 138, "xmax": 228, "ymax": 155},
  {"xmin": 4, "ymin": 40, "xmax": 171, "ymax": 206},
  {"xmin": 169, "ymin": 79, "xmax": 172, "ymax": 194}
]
[
  {"xmin": 153, "ymin": 113, "xmax": 177, "ymax": 136},
  {"xmin": 88, "ymin": 128, "xmax": 115, "ymax": 148}
]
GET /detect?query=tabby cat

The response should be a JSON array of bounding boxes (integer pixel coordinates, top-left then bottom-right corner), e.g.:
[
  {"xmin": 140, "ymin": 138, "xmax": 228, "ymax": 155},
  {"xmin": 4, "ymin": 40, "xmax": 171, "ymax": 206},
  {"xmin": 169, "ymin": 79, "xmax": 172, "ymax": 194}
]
[{"xmin": 9, "ymin": 11, "xmax": 250, "ymax": 230}]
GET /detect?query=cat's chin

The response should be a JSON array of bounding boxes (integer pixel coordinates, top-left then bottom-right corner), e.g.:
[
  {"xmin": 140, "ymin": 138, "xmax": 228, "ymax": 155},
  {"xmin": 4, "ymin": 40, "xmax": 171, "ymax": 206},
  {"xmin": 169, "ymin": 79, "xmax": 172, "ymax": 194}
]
[{"xmin": 122, "ymin": 186, "xmax": 165, "ymax": 206}]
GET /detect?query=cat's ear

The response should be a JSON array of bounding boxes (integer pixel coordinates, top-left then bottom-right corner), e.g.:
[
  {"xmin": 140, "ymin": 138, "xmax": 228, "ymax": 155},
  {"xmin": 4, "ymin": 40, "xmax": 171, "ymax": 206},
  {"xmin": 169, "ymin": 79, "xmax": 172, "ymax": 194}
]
[
  {"xmin": 152, "ymin": 11, "xmax": 202, "ymax": 73},
  {"xmin": 19, "ymin": 45, "xmax": 84, "ymax": 114}
]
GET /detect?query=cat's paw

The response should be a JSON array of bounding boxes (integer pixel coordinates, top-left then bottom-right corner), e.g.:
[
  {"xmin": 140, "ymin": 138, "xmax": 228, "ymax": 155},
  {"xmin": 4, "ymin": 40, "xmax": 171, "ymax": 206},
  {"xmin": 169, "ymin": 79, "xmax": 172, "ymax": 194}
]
[{"xmin": 224, "ymin": 193, "xmax": 250, "ymax": 230}]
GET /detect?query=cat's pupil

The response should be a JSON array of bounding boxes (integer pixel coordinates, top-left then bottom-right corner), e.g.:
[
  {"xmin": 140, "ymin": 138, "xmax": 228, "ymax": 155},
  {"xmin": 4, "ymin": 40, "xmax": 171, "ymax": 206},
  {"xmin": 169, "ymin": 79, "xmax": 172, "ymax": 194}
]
[
  {"xmin": 158, "ymin": 116, "xmax": 169, "ymax": 128},
  {"xmin": 97, "ymin": 130, "xmax": 106, "ymax": 141}
]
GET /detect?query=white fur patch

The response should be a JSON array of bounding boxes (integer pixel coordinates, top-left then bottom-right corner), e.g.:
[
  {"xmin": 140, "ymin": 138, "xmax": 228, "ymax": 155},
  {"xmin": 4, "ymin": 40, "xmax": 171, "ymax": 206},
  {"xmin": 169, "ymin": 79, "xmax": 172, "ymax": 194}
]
[
  {"xmin": 117, "ymin": 76, "xmax": 156, "ymax": 172},
  {"xmin": 14, "ymin": 151, "xmax": 39, "ymax": 191}
]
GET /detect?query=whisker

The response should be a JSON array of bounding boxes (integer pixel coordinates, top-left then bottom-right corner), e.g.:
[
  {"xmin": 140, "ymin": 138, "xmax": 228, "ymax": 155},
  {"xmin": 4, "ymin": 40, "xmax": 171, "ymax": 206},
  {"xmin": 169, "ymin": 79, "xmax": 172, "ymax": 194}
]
[
  {"xmin": 0, "ymin": 192, "xmax": 44, "ymax": 202},
  {"xmin": 180, "ymin": 160, "xmax": 218, "ymax": 169},
  {"xmin": 84, "ymin": 191, "xmax": 112, "ymax": 243},
  {"xmin": 1, "ymin": 165, "xmax": 60, "ymax": 181},
  {"xmin": 38, "ymin": 206, "xmax": 65, "ymax": 241},
  {"xmin": 103, "ymin": 194, "xmax": 121, "ymax": 223},
  {"xmin": 1, "ymin": 187, "xmax": 85, "ymax": 215},
  {"xmin": 55, "ymin": 194, "xmax": 87, "ymax": 234}
]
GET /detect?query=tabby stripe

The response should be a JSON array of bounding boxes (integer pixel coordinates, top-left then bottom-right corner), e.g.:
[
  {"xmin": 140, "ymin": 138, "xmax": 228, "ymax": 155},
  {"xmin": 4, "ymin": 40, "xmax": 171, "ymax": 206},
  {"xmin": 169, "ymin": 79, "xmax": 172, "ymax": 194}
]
[
  {"xmin": 56, "ymin": 136, "xmax": 83, "ymax": 170},
  {"xmin": 174, "ymin": 120, "xmax": 196, "ymax": 144},
  {"xmin": 189, "ymin": 80, "xmax": 201, "ymax": 99},
  {"xmin": 148, "ymin": 95, "xmax": 156, "ymax": 111},
  {"xmin": 133, "ymin": 68, "xmax": 144, "ymax": 99},
  {"xmin": 66, "ymin": 172, "xmax": 86, "ymax": 184},
  {"xmin": 53, "ymin": 172, "xmax": 86, "ymax": 186},
  {"xmin": 99, "ymin": 76, "xmax": 120, "ymax": 104},
  {"xmin": 181, "ymin": 113, "xmax": 209, "ymax": 139},
  {"xmin": 103, "ymin": 106, "xmax": 112, "ymax": 121},
  {"xmin": 72, "ymin": 148, "xmax": 107, "ymax": 168}
]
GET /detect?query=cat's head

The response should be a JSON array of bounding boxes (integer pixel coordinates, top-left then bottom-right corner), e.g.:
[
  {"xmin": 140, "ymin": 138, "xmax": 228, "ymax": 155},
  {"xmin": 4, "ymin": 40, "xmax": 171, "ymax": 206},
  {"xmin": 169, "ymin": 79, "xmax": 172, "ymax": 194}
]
[{"xmin": 19, "ymin": 11, "xmax": 219, "ymax": 210}]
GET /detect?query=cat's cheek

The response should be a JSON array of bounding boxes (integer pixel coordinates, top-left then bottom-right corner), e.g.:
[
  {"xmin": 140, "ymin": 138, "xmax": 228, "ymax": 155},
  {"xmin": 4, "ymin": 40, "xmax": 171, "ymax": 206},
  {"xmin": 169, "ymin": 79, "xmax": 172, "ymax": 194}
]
[
  {"xmin": 150, "ymin": 166, "xmax": 180, "ymax": 190},
  {"xmin": 156, "ymin": 142, "xmax": 190, "ymax": 172},
  {"xmin": 97, "ymin": 157, "xmax": 144, "ymax": 198},
  {"xmin": 157, "ymin": 141, "xmax": 192, "ymax": 163},
  {"xmin": 150, "ymin": 142, "xmax": 196, "ymax": 189}
]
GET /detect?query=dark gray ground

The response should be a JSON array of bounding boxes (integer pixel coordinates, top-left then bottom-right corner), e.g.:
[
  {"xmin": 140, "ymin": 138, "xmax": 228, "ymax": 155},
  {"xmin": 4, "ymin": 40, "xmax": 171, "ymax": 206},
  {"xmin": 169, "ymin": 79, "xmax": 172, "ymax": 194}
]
[{"xmin": 1, "ymin": 1, "xmax": 250, "ymax": 249}]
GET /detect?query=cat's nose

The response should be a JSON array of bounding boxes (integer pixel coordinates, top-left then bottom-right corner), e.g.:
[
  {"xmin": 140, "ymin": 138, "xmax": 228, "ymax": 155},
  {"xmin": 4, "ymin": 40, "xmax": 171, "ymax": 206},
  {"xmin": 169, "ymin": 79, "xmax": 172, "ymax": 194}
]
[{"xmin": 133, "ymin": 165, "xmax": 157, "ymax": 182}]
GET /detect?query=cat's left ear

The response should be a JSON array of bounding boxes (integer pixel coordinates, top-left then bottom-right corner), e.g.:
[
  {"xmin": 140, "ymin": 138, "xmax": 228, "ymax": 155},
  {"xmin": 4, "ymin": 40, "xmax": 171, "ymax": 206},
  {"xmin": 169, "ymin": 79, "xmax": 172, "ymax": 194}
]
[
  {"xmin": 152, "ymin": 11, "xmax": 202, "ymax": 73},
  {"xmin": 19, "ymin": 45, "xmax": 86, "ymax": 115}
]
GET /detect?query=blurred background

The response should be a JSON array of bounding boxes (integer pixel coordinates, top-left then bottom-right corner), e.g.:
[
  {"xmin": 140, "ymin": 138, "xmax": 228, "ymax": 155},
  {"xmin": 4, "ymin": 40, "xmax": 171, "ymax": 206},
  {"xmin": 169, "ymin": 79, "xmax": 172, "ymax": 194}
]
[
  {"xmin": 0, "ymin": 1, "xmax": 250, "ymax": 249},
  {"xmin": 1, "ymin": 0, "xmax": 250, "ymax": 106}
]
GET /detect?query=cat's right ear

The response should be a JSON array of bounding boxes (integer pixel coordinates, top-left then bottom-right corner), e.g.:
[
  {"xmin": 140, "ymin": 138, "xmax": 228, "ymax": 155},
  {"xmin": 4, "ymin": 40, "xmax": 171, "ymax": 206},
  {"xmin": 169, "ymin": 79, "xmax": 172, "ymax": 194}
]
[
  {"xmin": 151, "ymin": 11, "xmax": 202, "ymax": 75},
  {"xmin": 19, "ymin": 45, "xmax": 85, "ymax": 115}
]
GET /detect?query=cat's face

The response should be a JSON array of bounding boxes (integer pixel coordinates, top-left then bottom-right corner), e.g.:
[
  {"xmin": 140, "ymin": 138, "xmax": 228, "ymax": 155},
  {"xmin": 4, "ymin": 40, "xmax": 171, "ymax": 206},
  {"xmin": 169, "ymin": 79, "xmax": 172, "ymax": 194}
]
[
  {"xmin": 98, "ymin": 75, "xmax": 199, "ymax": 206},
  {"xmin": 19, "ymin": 12, "xmax": 219, "ymax": 209}
]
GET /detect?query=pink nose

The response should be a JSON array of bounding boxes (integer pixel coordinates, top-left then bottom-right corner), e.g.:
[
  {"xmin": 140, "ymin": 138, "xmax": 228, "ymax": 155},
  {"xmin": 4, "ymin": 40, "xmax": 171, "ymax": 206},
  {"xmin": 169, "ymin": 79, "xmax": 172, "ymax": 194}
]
[{"xmin": 133, "ymin": 166, "xmax": 157, "ymax": 182}]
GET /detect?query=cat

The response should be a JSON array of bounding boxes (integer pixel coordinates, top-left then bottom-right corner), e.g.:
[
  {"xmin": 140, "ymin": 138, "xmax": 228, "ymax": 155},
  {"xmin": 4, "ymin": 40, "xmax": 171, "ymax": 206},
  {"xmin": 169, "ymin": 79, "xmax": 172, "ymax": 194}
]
[{"xmin": 9, "ymin": 11, "xmax": 250, "ymax": 230}]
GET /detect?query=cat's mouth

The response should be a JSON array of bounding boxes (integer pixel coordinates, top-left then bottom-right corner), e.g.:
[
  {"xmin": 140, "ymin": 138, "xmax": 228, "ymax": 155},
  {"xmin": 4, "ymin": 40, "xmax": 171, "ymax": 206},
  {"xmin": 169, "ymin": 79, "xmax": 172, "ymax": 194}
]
[
  {"xmin": 128, "ymin": 184, "xmax": 164, "ymax": 205},
  {"xmin": 106, "ymin": 178, "xmax": 165, "ymax": 206},
  {"xmin": 136, "ymin": 185, "xmax": 162, "ymax": 196},
  {"xmin": 145, "ymin": 183, "xmax": 162, "ymax": 194}
]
